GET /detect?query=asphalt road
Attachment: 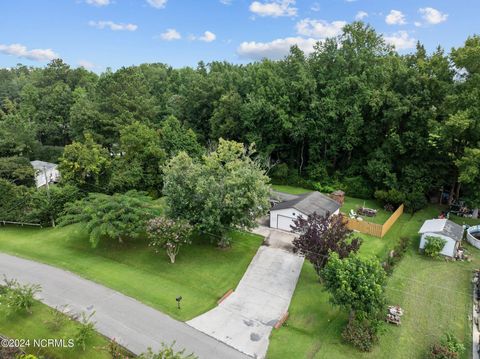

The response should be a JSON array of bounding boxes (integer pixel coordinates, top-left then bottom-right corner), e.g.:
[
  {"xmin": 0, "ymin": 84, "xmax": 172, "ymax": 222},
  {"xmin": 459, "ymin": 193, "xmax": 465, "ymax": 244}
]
[{"xmin": 0, "ymin": 252, "xmax": 250, "ymax": 359}]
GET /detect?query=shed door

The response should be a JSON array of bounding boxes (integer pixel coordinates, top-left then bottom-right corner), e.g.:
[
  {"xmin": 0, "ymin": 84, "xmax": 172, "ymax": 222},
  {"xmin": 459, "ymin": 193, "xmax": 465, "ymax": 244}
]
[{"xmin": 277, "ymin": 215, "xmax": 294, "ymax": 231}]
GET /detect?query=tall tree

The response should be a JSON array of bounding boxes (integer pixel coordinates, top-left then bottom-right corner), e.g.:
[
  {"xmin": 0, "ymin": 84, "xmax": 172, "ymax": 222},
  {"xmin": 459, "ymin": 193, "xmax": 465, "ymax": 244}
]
[{"xmin": 163, "ymin": 139, "xmax": 270, "ymax": 247}]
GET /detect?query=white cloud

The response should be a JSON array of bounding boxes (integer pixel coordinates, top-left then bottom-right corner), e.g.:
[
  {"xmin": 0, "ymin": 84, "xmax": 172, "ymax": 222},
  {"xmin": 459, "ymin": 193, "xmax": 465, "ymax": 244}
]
[
  {"xmin": 85, "ymin": 0, "xmax": 110, "ymax": 6},
  {"xmin": 414, "ymin": 21, "xmax": 422, "ymax": 27},
  {"xmin": 78, "ymin": 60, "xmax": 96, "ymax": 69},
  {"xmin": 160, "ymin": 28, "xmax": 181, "ymax": 41},
  {"xmin": 146, "ymin": 0, "xmax": 167, "ymax": 9},
  {"xmin": 296, "ymin": 19, "xmax": 346, "ymax": 39},
  {"xmin": 384, "ymin": 31, "xmax": 416, "ymax": 50},
  {"xmin": 355, "ymin": 11, "xmax": 368, "ymax": 21},
  {"xmin": 385, "ymin": 10, "xmax": 406, "ymax": 25},
  {"xmin": 220, "ymin": 0, "xmax": 232, "ymax": 4},
  {"xmin": 199, "ymin": 31, "xmax": 216, "ymax": 42},
  {"xmin": 0, "ymin": 43, "xmax": 58, "ymax": 62},
  {"xmin": 249, "ymin": 0, "xmax": 297, "ymax": 18},
  {"xmin": 419, "ymin": 7, "xmax": 448, "ymax": 25},
  {"xmin": 89, "ymin": 20, "xmax": 138, "ymax": 31},
  {"xmin": 237, "ymin": 37, "xmax": 318, "ymax": 60}
]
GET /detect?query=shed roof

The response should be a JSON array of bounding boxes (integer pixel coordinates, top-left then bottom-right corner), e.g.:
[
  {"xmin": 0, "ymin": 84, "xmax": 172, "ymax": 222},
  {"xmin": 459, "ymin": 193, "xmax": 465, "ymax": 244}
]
[
  {"xmin": 418, "ymin": 219, "xmax": 464, "ymax": 242},
  {"xmin": 271, "ymin": 191, "xmax": 341, "ymax": 217}
]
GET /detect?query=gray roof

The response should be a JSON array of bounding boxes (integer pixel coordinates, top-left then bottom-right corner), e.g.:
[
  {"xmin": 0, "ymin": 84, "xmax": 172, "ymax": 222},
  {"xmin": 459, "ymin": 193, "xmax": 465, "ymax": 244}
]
[
  {"xmin": 271, "ymin": 191, "xmax": 341, "ymax": 217},
  {"xmin": 418, "ymin": 219, "xmax": 464, "ymax": 242},
  {"xmin": 30, "ymin": 160, "xmax": 58, "ymax": 171}
]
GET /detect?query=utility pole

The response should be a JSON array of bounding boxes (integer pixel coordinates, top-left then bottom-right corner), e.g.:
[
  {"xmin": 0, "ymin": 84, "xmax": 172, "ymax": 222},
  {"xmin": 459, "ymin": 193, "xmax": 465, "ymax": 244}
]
[{"xmin": 43, "ymin": 166, "xmax": 55, "ymax": 227}]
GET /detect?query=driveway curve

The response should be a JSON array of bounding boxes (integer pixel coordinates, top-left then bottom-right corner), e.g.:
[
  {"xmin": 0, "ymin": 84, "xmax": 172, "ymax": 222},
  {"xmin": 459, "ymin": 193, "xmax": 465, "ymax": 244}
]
[
  {"xmin": 0, "ymin": 252, "xmax": 249, "ymax": 359},
  {"xmin": 187, "ymin": 226, "xmax": 304, "ymax": 358}
]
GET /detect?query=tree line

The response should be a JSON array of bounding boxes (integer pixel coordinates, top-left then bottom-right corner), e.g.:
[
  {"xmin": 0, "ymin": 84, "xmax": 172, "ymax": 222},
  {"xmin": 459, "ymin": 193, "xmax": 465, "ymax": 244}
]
[{"xmin": 1, "ymin": 22, "xmax": 480, "ymax": 214}]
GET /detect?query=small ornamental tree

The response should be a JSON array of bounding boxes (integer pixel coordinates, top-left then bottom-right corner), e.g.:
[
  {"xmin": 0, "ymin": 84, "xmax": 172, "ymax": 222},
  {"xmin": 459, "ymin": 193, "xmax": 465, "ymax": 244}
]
[
  {"xmin": 59, "ymin": 191, "xmax": 158, "ymax": 247},
  {"xmin": 147, "ymin": 217, "xmax": 193, "ymax": 263},
  {"xmin": 424, "ymin": 236, "xmax": 447, "ymax": 258},
  {"xmin": 292, "ymin": 212, "xmax": 362, "ymax": 275}
]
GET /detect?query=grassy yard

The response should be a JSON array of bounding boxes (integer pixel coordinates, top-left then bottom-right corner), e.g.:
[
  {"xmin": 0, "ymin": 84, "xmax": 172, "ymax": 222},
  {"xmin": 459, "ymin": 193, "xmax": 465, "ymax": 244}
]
[
  {"xmin": 0, "ymin": 225, "xmax": 262, "ymax": 321},
  {"xmin": 0, "ymin": 299, "xmax": 112, "ymax": 359},
  {"xmin": 268, "ymin": 205, "xmax": 480, "ymax": 359},
  {"xmin": 272, "ymin": 184, "xmax": 311, "ymax": 195}
]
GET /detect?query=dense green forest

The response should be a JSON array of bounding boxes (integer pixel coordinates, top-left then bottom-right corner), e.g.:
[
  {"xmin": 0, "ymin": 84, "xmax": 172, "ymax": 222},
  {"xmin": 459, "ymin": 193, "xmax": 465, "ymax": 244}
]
[{"xmin": 1, "ymin": 23, "xmax": 479, "ymax": 222}]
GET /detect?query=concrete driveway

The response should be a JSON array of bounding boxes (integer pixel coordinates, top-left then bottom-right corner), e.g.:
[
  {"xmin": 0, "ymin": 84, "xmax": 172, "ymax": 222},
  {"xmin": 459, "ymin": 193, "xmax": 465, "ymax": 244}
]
[
  {"xmin": 187, "ymin": 226, "xmax": 304, "ymax": 358},
  {"xmin": 0, "ymin": 253, "xmax": 249, "ymax": 359}
]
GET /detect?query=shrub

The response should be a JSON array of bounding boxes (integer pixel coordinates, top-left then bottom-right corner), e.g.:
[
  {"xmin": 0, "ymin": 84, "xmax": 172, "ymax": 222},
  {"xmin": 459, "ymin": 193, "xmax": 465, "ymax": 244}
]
[
  {"xmin": 374, "ymin": 189, "xmax": 405, "ymax": 208},
  {"xmin": 44, "ymin": 304, "xmax": 70, "ymax": 331},
  {"xmin": 342, "ymin": 176, "xmax": 373, "ymax": 199},
  {"xmin": 312, "ymin": 182, "xmax": 337, "ymax": 194},
  {"xmin": 383, "ymin": 237, "xmax": 411, "ymax": 275},
  {"xmin": 423, "ymin": 236, "xmax": 447, "ymax": 258},
  {"xmin": 428, "ymin": 333, "xmax": 464, "ymax": 359},
  {"xmin": 1, "ymin": 276, "xmax": 41, "ymax": 314},
  {"xmin": 341, "ymin": 316, "xmax": 380, "ymax": 352},
  {"xmin": 74, "ymin": 311, "xmax": 96, "ymax": 351},
  {"xmin": 138, "ymin": 342, "xmax": 197, "ymax": 359}
]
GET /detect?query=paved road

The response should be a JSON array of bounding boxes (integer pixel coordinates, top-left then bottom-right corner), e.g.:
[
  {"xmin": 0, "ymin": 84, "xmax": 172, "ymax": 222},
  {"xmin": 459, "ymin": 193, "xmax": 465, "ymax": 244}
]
[
  {"xmin": 0, "ymin": 253, "xmax": 249, "ymax": 359},
  {"xmin": 187, "ymin": 227, "xmax": 304, "ymax": 358}
]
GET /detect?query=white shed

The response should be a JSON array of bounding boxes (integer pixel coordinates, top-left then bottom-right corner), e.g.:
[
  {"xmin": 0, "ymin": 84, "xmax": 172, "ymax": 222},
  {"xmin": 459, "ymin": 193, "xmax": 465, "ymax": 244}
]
[
  {"xmin": 270, "ymin": 191, "xmax": 341, "ymax": 232},
  {"xmin": 30, "ymin": 160, "xmax": 60, "ymax": 188},
  {"xmin": 418, "ymin": 219, "xmax": 464, "ymax": 258}
]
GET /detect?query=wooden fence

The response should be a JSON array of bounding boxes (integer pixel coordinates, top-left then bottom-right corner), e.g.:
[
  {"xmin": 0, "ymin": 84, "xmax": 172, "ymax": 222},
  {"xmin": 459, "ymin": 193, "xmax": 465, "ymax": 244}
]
[{"xmin": 344, "ymin": 204, "xmax": 404, "ymax": 238}]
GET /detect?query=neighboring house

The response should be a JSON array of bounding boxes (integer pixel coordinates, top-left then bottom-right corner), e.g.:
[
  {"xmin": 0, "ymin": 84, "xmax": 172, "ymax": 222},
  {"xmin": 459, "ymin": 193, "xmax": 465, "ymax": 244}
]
[
  {"xmin": 30, "ymin": 160, "xmax": 60, "ymax": 188},
  {"xmin": 418, "ymin": 219, "xmax": 464, "ymax": 258},
  {"xmin": 269, "ymin": 191, "xmax": 341, "ymax": 232}
]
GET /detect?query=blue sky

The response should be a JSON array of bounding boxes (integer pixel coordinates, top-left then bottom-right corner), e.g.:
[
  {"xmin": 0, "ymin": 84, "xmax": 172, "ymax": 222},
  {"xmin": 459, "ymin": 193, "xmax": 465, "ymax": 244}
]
[{"xmin": 0, "ymin": 0, "xmax": 478, "ymax": 71}]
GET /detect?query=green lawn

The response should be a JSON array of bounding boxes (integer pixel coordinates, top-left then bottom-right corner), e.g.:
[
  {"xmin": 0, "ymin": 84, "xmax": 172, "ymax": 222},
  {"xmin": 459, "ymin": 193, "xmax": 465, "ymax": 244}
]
[
  {"xmin": 341, "ymin": 196, "xmax": 392, "ymax": 225},
  {"xmin": 0, "ymin": 225, "xmax": 262, "ymax": 321},
  {"xmin": 268, "ymin": 205, "xmax": 480, "ymax": 359},
  {"xmin": 0, "ymin": 300, "xmax": 112, "ymax": 359},
  {"xmin": 272, "ymin": 184, "xmax": 311, "ymax": 195}
]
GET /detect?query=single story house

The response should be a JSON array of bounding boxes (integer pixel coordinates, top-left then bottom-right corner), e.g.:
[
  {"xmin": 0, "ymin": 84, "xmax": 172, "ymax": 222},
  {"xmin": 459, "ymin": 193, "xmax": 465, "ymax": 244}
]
[
  {"xmin": 418, "ymin": 219, "xmax": 464, "ymax": 258},
  {"xmin": 270, "ymin": 191, "xmax": 341, "ymax": 232},
  {"xmin": 30, "ymin": 160, "xmax": 60, "ymax": 188}
]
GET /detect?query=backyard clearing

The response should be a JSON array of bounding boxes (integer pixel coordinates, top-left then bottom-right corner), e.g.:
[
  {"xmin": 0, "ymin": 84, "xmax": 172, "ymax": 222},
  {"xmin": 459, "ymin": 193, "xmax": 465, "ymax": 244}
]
[{"xmin": 268, "ymin": 199, "xmax": 480, "ymax": 359}]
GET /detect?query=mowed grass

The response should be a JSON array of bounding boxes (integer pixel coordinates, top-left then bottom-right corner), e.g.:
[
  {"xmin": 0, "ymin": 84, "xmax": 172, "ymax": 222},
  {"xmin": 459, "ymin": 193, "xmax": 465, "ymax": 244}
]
[
  {"xmin": 0, "ymin": 300, "xmax": 112, "ymax": 359},
  {"xmin": 0, "ymin": 225, "xmax": 262, "ymax": 321},
  {"xmin": 268, "ymin": 205, "xmax": 480, "ymax": 359},
  {"xmin": 272, "ymin": 184, "xmax": 311, "ymax": 195},
  {"xmin": 341, "ymin": 196, "xmax": 392, "ymax": 225}
]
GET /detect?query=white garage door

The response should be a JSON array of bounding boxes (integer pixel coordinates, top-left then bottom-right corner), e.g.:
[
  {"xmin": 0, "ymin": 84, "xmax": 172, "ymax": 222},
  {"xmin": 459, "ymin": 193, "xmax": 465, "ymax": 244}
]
[{"xmin": 277, "ymin": 215, "xmax": 295, "ymax": 231}]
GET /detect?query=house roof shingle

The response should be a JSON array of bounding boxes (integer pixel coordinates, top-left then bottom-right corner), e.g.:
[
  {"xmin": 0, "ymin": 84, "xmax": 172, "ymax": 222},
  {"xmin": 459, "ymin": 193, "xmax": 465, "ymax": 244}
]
[{"xmin": 271, "ymin": 191, "xmax": 341, "ymax": 217}]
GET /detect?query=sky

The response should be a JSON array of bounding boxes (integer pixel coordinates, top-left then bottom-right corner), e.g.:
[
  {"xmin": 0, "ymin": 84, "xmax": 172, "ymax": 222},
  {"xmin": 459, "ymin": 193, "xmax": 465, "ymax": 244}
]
[{"xmin": 0, "ymin": 0, "xmax": 479, "ymax": 71}]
